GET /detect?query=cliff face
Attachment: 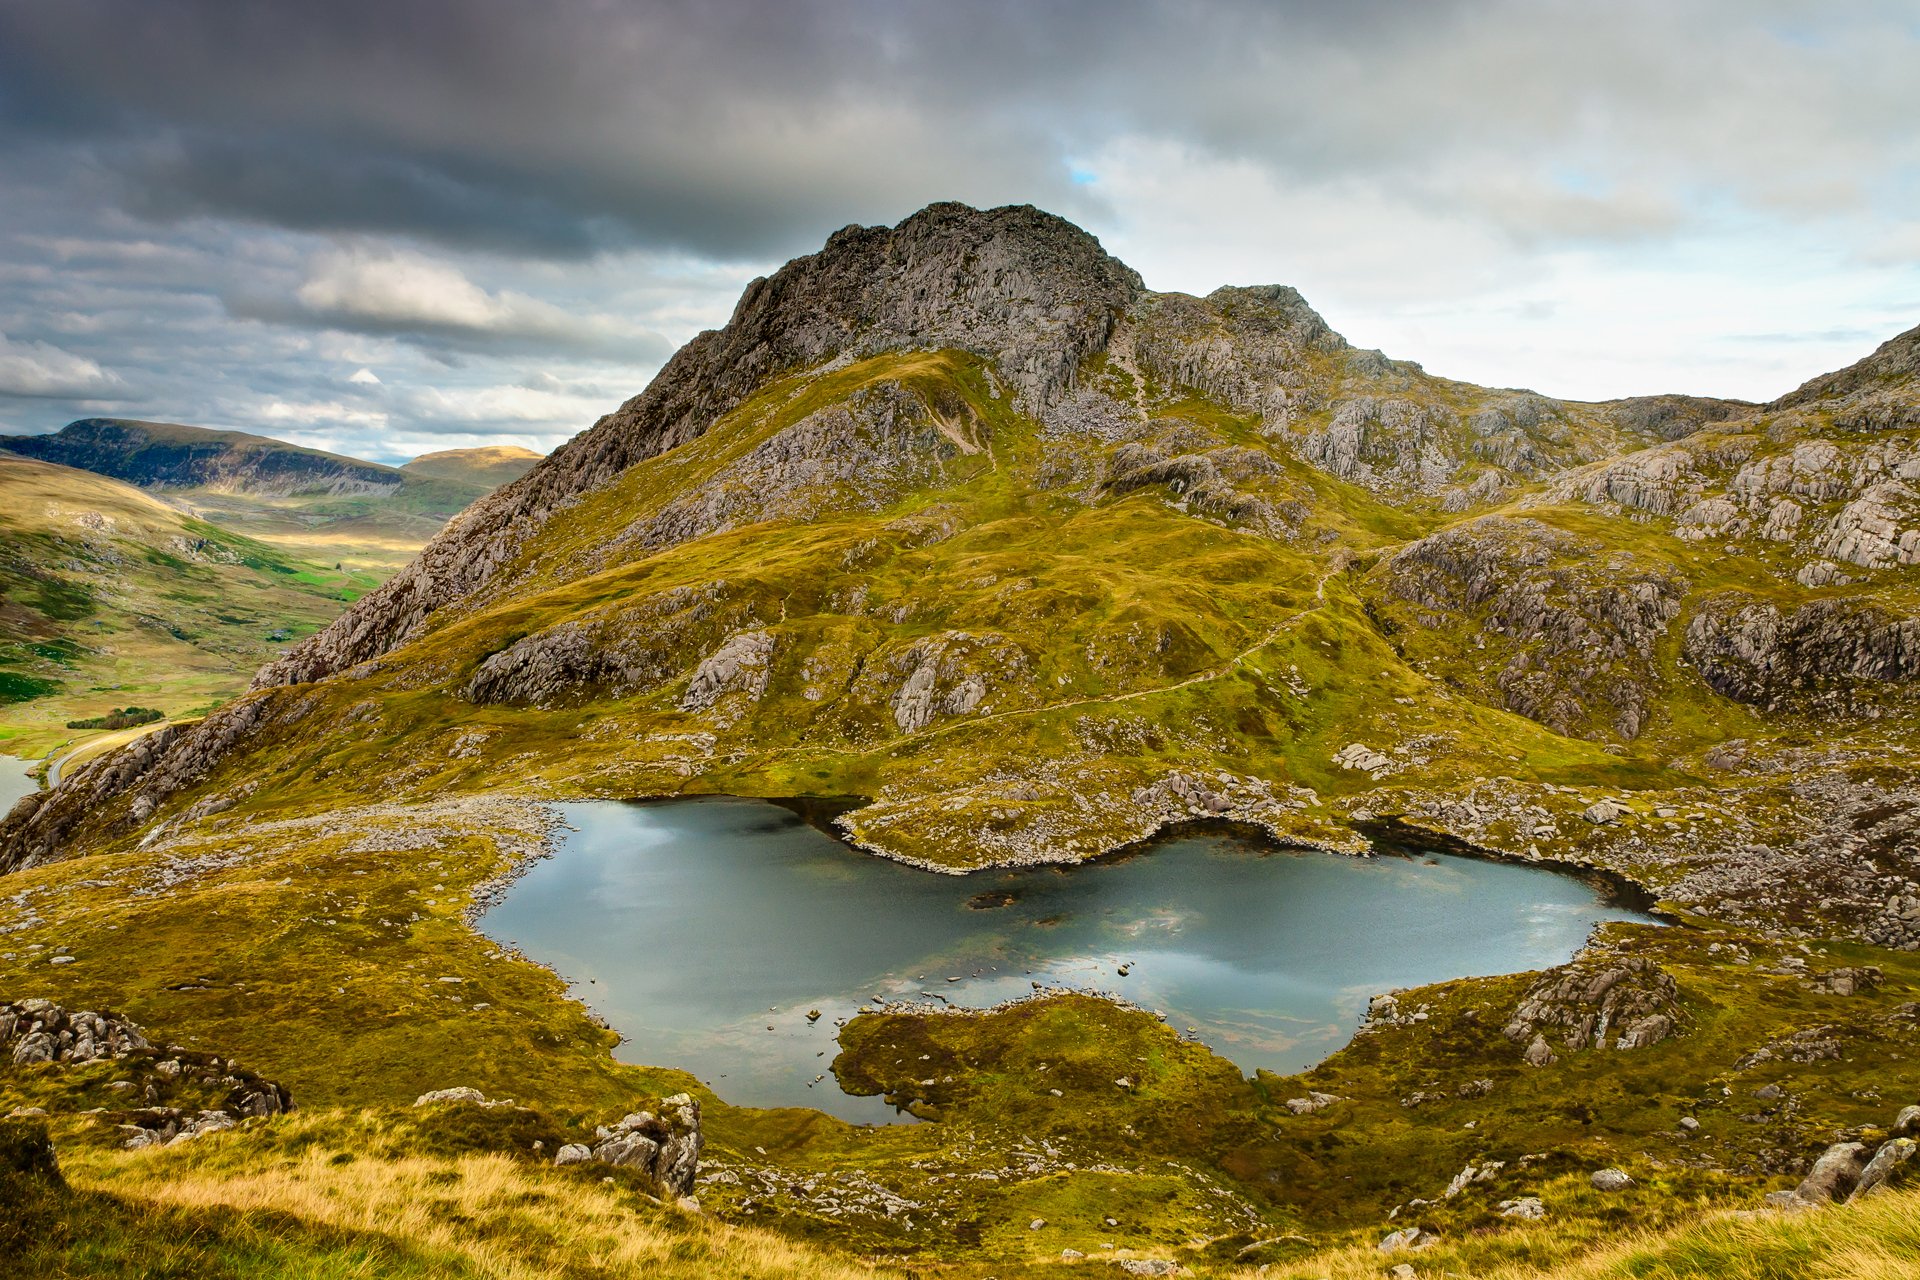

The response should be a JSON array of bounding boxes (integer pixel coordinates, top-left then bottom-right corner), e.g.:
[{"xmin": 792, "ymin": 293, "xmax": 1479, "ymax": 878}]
[
  {"xmin": 0, "ymin": 419, "xmax": 403, "ymax": 496},
  {"xmin": 3, "ymin": 202, "xmax": 1917, "ymax": 945}
]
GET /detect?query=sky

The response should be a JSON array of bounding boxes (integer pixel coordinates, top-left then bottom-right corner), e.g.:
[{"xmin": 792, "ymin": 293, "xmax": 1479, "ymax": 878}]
[{"xmin": 1, "ymin": 0, "xmax": 1918, "ymax": 464}]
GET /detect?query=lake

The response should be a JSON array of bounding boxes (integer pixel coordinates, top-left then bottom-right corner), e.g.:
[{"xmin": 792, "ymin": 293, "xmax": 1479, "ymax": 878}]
[
  {"xmin": 478, "ymin": 797, "xmax": 1655, "ymax": 1123},
  {"xmin": 0, "ymin": 756, "xmax": 36, "ymax": 811}
]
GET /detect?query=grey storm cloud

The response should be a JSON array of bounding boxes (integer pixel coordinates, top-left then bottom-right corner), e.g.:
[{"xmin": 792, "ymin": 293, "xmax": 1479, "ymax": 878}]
[{"xmin": 3, "ymin": 0, "xmax": 1915, "ymax": 260}]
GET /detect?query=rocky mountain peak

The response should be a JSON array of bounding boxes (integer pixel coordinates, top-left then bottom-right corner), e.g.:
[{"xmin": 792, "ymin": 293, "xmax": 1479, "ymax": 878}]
[
  {"xmin": 250, "ymin": 202, "xmax": 1144, "ymax": 690},
  {"xmin": 1772, "ymin": 320, "xmax": 1920, "ymax": 430}
]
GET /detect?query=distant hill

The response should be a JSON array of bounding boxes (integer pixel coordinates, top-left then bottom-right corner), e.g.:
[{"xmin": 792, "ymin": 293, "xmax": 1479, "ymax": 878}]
[
  {"xmin": 0, "ymin": 418, "xmax": 403, "ymax": 496},
  {"xmin": 0, "ymin": 453, "xmax": 379, "ymax": 753},
  {"xmin": 401, "ymin": 445, "xmax": 543, "ymax": 489},
  {"xmin": 0, "ymin": 419, "xmax": 536, "ymax": 576}
]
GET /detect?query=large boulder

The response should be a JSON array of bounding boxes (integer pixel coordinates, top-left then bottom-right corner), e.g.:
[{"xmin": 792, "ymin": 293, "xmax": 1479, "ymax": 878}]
[
  {"xmin": 1849, "ymin": 1137, "xmax": 1916, "ymax": 1202},
  {"xmin": 1794, "ymin": 1142, "xmax": 1869, "ymax": 1203},
  {"xmin": 576, "ymin": 1094, "xmax": 703, "ymax": 1197}
]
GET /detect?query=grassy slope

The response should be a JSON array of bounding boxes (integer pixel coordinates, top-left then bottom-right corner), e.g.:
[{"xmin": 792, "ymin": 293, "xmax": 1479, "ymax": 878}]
[
  {"xmin": 401, "ymin": 444, "xmax": 544, "ymax": 489},
  {"xmin": 176, "ymin": 474, "xmax": 491, "ymax": 576},
  {"xmin": 5, "ymin": 351, "xmax": 1916, "ymax": 1269},
  {"xmin": 61, "ymin": 351, "xmax": 1693, "ymax": 864},
  {"xmin": 0, "ymin": 455, "xmax": 384, "ymax": 760}
]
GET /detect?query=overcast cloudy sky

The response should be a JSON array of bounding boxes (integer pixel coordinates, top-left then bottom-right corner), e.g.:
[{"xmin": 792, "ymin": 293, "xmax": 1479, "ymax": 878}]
[{"xmin": 2, "ymin": 0, "xmax": 1918, "ymax": 463}]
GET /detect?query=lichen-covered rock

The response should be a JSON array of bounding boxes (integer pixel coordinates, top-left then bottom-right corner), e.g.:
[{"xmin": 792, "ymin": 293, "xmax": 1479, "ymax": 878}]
[
  {"xmin": 1849, "ymin": 1137, "xmax": 1916, "ymax": 1201},
  {"xmin": 1684, "ymin": 595, "xmax": 1920, "ymax": 710},
  {"xmin": 1505, "ymin": 955, "xmax": 1684, "ymax": 1054},
  {"xmin": 679, "ymin": 630, "xmax": 775, "ymax": 715},
  {"xmin": 1794, "ymin": 1141, "xmax": 1869, "ymax": 1202},
  {"xmin": 581, "ymin": 1094, "xmax": 702, "ymax": 1197},
  {"xmin": 3, "ymin": 999, "xmax": 151, "ymax": 1065},
  {"xmin": 1371, "ymin": 517, "xmax": 1683, "ymax": 740}
]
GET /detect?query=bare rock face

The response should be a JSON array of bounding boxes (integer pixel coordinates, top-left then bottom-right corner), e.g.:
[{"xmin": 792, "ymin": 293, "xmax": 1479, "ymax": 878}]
[
  {"xmin": 466, "ymin": 582, "xmax": 756, "ymax": 708},
  {"xmin": 1504, "ymin": 954, "xmax": 1684, "ymax": 1055},
  {"xmin": 1684, "ymin": 594, "xmax": 1920, "ymax": 710},
  {"xmin": 1372, "ymin": 517, "xmax": 1684, "ymax": 740},
  {"xmin": 611, "ymin": 379, "xmax": 984, "ymax": 560},
  {"xmin": 880, "ymin": 631, "xmax": 1029, "ymax": 733},
  {"xmin": 679, "ymin": 630, "xmax": 775, "ymax": 715}
]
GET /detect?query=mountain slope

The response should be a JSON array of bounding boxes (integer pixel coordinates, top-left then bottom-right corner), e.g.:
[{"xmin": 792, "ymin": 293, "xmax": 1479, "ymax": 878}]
[
  {"xmin": 0, "ymin": 453, "xmax": 381, "ymax": 755},
  {"xmin": 401, "ymin": 445, "xmax": 544, "ymax": 488},
  {"xmin": 2, "ymin": 203, "xmax": 1916, "ymax": 951}
]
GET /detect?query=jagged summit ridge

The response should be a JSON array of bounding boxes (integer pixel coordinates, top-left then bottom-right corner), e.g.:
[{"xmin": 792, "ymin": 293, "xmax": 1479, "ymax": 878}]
[{"xmin": 252, "ymin": 202, "xmax": 1144, "ymax": 690}]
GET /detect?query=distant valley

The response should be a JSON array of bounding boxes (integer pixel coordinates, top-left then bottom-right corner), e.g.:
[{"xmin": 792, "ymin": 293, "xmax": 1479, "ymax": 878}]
[{"xmin": 0, "ymin": 422, "xmax": 541, "ymax": 760}]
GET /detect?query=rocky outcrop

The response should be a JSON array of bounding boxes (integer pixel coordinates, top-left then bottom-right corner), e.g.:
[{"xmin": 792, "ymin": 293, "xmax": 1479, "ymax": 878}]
[
  {"xmin": 1768, "ymin": 1101, "xmax": 1920, "ymax": 1209},
  {"xmin": 1774, "ymin": 320, "xmax": 1920, "ymax": 431},
  {"xmin": 2, "ymin": 1000, "xmax": 293, "ymax": 1134},
  {"xmin": 1102, "ymin": 440, "xmax": 1307, "ymax": 539},
  {"xmin": 555, "ymin": 1094, "xmax": 703, "ymax": 1198},
  {"xmin": 465, "ymin": 583, "xmax": 759, "ymax": 708},
  {"xmin": 1504, "ymin": 954, "xmax": 1684, "ymax": 1057},
  {"xmin": 613, "ymin": 379, "xmax": 982, "ymax": 558},
  {"xmin": 1684, "ymin": 594, "xmax": 1920, "ymax": 710},
  {"xmin": 3, "ymin": 998, "xmax": 150, "ymax": 1065},
  {"xmin": 0, "ymin": 691, "xmax": 275, "ymax": 873},
  {"xmin": 879, "ymin": 631, "xmax": 1030, "ymax": 734},
  {"xmin": 679, "ymin": 630, "xmax": 775, "ymax": 717},
  {"xmin": 1372, "ymin": 517, "xmax": 1684, "ymax": 739}
]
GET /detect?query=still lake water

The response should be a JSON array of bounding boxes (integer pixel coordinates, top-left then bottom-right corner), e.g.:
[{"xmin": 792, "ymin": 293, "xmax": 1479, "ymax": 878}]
[
  {"xmin": 0, "ymin": 756, "xmax": 36, "ymax": 810},
  {"xmin": 478, "ymin": 797, "xmax": 1654, "ymax": 1123}
]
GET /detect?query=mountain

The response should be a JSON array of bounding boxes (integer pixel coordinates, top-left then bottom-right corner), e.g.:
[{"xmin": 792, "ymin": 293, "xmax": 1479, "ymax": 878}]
[
  {"xmin": 7, "ymin": 202, "xmax": 1915, "ymax": 932},
  {"xmin": 0, "ymin": 418, "xmax": 403, "ymax": 496},
  {"xmin": 401, "ymin": 445, "xmax": 544, "ymax": 489},
  {"xmin": 0, "ymin": 453, "xmax": 380, "ymax": 756},
  {"xmin": 3, "ymin": 201, "xmax": 1918, "ymax": 1268},
  {"xmin": 0, "ymin": 418, "xmax": 535, "ymax": 577}
]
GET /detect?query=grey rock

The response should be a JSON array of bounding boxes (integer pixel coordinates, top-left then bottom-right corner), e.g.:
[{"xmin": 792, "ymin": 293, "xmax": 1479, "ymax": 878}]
[
  {"xmin": 1499, "ymin": 1196, "xmax": 1547, "ymax": 1219},
  {"xmin": 679, "ymin": 630, "xmax": 775, "ymax": 714},
  {"xmin": 1378, "ymin": 1226, "xmax": 1429, "ymax": 1252},
  {"xmin": 1590, "ymin": 1168, "xmax": 1634, "ymax": 1192},
  {"xmin": 1506, "ymin": 955, "xmax": 1684, "ymax": 1054},
  {"xmin": 1685, "ymin": 595, "xmax": 1920, "ymax": 711},
  {"xmin": 1794, "ymin": 1141, "xmax": 1869, "ymax": 1203},
  {"xmin": 413, "ymin": 1087, "xmax": 489, "ymax": 1107},
  {"xmin": 1892, "ymin": 1104, "xmax": 1920, "ymax": 1140},
  {"xmin": 553, "ymin": 1143, "xmax": 592, "ymax": 1167},
  {"xmin": 1848, "ymin": 1137, "xmax": 1916, "ymax": 1201},
  {"xmin": 580, "ymin": 1094, "xmax": 702, "ymax": 1197}
]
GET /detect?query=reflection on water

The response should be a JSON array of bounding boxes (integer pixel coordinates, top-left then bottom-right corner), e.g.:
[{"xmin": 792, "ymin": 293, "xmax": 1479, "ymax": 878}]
[{"xmin": 477, "ymin": 797, "xmax": 1654, "ymax": 1123}]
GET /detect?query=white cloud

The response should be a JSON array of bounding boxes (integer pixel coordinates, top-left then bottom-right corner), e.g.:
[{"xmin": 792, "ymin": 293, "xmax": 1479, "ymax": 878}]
[
  {"xmin": 407, "ymin": 378, "xmax": 610, "ymax": 431},
  {"xmin": 0, "ymin": 333, "xmax": 124, "ymax": 398},
  {"xmin": 292, "ymin": 247, "xmax": 652, "ymax": 356},
  {"xmin": 255, "ymin": 398, "xmax": 390, "ymax": 430},
  {"xmin": 347, "ymin": 366, "xmax": 381, "ymax": 384}
]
